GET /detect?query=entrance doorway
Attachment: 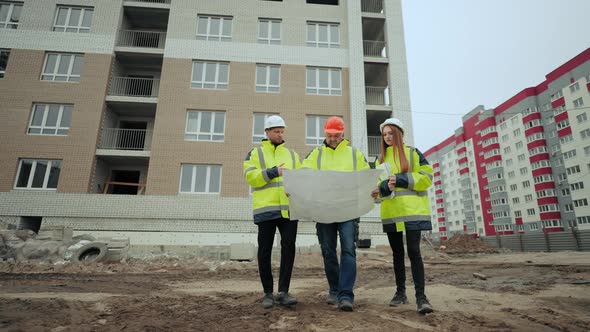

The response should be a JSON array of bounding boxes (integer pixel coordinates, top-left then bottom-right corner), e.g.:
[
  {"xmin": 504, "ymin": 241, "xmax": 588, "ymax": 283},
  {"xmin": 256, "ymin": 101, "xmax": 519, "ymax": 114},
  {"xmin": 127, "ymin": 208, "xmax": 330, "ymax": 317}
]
[{"xmin": 111, "ymin": 170, "xmax": 141, "ymax": 195}]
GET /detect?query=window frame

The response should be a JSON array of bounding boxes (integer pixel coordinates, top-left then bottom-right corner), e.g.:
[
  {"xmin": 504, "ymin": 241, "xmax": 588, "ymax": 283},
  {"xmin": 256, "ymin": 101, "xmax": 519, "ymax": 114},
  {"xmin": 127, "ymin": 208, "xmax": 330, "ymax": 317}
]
[
  {"xmin": 184, "ymin": 110, "xmax": 225, "ymax": 142},
  {"xmin": 196, "ymin": 15, "xmax": 233, "ymax": 41},
  {"xmin": 27, "ymin": 103, "xmax": 73, "ymax": 136},
  {"xmin": 40, "ymin": 52, "xmax": 83, "ymax": 82},
  {"xmin": 0, "ymin": 48, "xmax": 9, "ymax": 78},
  {"xmin": 14, "ymin": 159, "xmax": 61, "ymax": 190},
  {"xmin": 306, "ymin": 115, "xmax": 329, "ymax": 145},
  {"xmin": 53, "ymin": 6, "xmax": 94, "ymax": 33},
  {"xmin": 257, "ymin": 18, "xmax": 281, "ymax": 45},
  {"xmin": 191, "ymin": 61, "xmax": 229, "ymax": 90},
  {"xmin": 252, "ymin": 113, "xmax": 279, "ymax": 143},
  {"xmin": 306, "ymin": 21, "xmax": 340, "ymax": 48},
  {"xmin": 255, "ymin": 64, "xmax": 280, "ymax": 93},
  {"xmin": 179, "ymin": 164, "xmax": 222, "ymax": 194},
  {"xmin": 306, "ymin": 66, "xmax": 342, "ymax": 96},
  {"xmin": 0, "ymin": 2, "xmax": 21, "ymax": 29}
]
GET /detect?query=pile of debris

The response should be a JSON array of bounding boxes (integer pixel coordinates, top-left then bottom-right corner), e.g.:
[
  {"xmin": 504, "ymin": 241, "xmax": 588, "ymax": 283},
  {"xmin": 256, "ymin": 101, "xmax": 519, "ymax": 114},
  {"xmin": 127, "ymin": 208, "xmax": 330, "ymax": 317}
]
[
  {"xmin": 0, "ymin": 227, "xmax": 129, "ymax": 264},
  {"xmin": 442, "ymin": 234, "xmax": 498, "ymax": 254}
]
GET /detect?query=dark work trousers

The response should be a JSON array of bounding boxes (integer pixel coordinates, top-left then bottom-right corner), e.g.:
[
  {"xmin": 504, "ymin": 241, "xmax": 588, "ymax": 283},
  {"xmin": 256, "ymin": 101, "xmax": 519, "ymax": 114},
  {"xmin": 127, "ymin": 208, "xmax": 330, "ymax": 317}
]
[
  {"xmin": 387, "ymin": 230, "xmax": 425, "ymax": 297},
  {"xmin": 257, "ymin": 218, "xmax": 298, "ymax": 294}
]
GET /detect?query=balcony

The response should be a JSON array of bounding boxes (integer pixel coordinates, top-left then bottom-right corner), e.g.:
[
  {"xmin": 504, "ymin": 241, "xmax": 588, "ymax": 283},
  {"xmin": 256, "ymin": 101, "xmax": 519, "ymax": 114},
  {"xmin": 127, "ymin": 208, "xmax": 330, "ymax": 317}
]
[
  {"xmin": 107, "ymin": 77, "xmax": 160, "ymax": 104},
  {"xmin": 97, "ymin": 128, "xmax": 152, "ymax": 159},
  {"xmin": 363, "ymin": 40, "xmax": 387, "ymax": 59},
  {"xmin": 361, "ymin": 0, "xmax": 384, "ymax": 15},
  {"xmin": 123, "ymin": 0, "xmax": 171, "ymax": 10},
  {"xmin": 116, "ymin": 30, "xmax": 166, "ymax": 51},
  {"xmin": 365, "ymin": 86, "xmax": 390, "ymax": 106}
]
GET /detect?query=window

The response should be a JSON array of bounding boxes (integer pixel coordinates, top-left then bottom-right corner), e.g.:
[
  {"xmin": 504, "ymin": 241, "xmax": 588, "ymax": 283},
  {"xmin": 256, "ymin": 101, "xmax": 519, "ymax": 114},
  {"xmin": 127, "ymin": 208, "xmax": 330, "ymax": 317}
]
[
  {"xmin": 0, "ymin": 48, "xmax": 8, "ymax": 78},
  {"xmin": 551, "ymin": 90, "xmax": 563, "ymax": 101},
  {"xmin": 196, "ymin": 15, "xmax": 232, "ymax": 41},
  {"xmin": 570, "ymin": 182, "xmax": 584, "ymax": 191},
  {"xmin": 508, "ymin": 171, "xmax": 515, "ymax": 178},
  {"xmin": 191, "ymin": 61, "xmax": 229, "ymax": 89},
  {"xmin": 179, "ymin": 164, "xmax": 221, "ymax": 194},
  {"xmin": 14, "ymin": 159, "xmax": 61, "ymax": 190},
  {"xmin": 185, "ymin": 110, "xmax": 225, "ymax": 141},
  {"xmin": 501, "ymin": 134, "xmax": 509, "ymax": 142},
  {"xmin": 563, "ymin": 149, "xmax": 577, "ymax": 160},
  {"xmin": 573, "ymin": 198, "xmax": 588, "ymax": 207},
  {"xmin": 53, "ymin": 6, "xmax": 93, "ymax": 33},
  {"xmin": 28, "ymin": 104, "xmax": 72, "ymax": 136},
  {"xmin": 560, "ymin": 134, "xmax": 573, "ymax": 144},
  {"xmin": 584, "ymin": 146, "xmax": 590, "ymax": 156},
  {"xmin": 542, "ymin": 220, "xmax": 561, "ymax": 228},
  {"xmin": 258, "ymin": 19, "xmax": 281, "ymax": 44},
  {"xmin": 581, "ymin": 128, "xmax": 590, "ymax": 139},
  {"xmin": 530, "ymin": 223, "xmax": 539, "ymax": 231},
  {"xmin": 577, "ymin": 113, "xmax": 588, "ymax": 123},
  {"xmin": 514, "ymin": 210, "xmax": 521, "ymax": 217},
  {"xmin": 515, "ymin": 141, "xmax": 523, "ymax": 150},
  {"xmin": 566, "ymin": 165, "xmax": 581, "ymax": 175},
  {"xmin": 565, "ymin": 204, "xmax": 573, "ymax": 212},
  {"xmin": 558, "ymin": 173, "xmax": 567, "ymax": 181},
  {"xmin": 569, "ymin": 82, "xmax": 580, "ymax": 93},
  {"xmin": 520, "ymin": 167, "xmax": 527, "ymax": 175},
  {"xmin": 506, "ymin": 159, "xmax": 513, "ymax": 167},
  {"xmin": 518, "ymin": 154, "xmax": 526, "ymax": 162},
  {"xmin": 41, "ymin": 53, "xmax": 83, "ymax": 82},
  {"xmin": 512, "ymin": 197, "xmax": 519, "ymax": 204},
  {"xmin": 255, "ymin": 64, "xmax": 280, "ymax": 93},
  {"xmin": 561, "ymin": 188, "xmax": 571, "ymax": 196},
  {"xmin": 307, "ymin": 22, "xmax": 339, "ymax": 48},
  {"xmin": 573, "ymin": 97, "xmax": 584, "ymax": 108},
  {"xmin": 522, "ymin": 180, "xmax": 530, "ymax": 188},
  {"xmin": 578, "ymin": 216, "xmax": 590, "ymax": 225},
  {"xmin": 306, "ymin": 115, "xmax": 329, "ymax": 145},
  {"xmin": 252, "ymin": 113, "xmax": 278, "ymax": 143},
  {"xmin": 503, "ymin": 146, "xmax": 511, "ymax": 154},
  {"xmin": 556, "ymin": 119, "xmax": 570, "ymax": 129},
  {"xmin": 510, "ymin": 184, "xmax": 517, "ymax": 191},
  {"xmin": 525, "ymin": 194, "xmax": 533, "ymax": 202},
  {"xmin": 500, "ymin": 122, "xmax": 507, "ymax": 130},
  {"xmin": 527, "ymin": 208, "xmax": 536, "ymax": 216},
  {"xmin": 0, "ymin": 2, "xmax": 21, "ymax": 29},
  {"xmin": 306, "ymin": 67, "xmax": 341, "ymax": 95},
  {"xmin": 513, "ymin": 128, "xmax": 521, "ymax": 136}
]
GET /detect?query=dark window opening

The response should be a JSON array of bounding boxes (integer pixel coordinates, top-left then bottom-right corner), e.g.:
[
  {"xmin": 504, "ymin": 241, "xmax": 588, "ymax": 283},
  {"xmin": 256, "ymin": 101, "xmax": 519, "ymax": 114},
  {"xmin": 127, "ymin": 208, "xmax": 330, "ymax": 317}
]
[
  {"xmin": 307, "ymin": 0, "xmax": 338, "ymax": 5},
  {"xmin": 19, "ymin": 216, "xmax": 43, "ymax": 233}
]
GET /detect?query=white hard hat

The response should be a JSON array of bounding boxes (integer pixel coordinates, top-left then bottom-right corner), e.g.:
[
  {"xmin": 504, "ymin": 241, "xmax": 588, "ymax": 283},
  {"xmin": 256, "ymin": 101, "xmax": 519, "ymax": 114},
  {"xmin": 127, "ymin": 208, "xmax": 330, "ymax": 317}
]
[
  {"xmin": 379, "ymin": 118, "xmax": 404, "ymax": 135},
  {"xmin": 264, "ymin": 115, "xmax": 286, "ymax": 130}
]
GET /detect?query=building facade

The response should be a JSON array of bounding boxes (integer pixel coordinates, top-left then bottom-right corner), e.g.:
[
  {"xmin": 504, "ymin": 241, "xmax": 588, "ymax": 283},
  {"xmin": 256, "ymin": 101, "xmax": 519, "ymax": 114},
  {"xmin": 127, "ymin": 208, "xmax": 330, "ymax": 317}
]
[
  {"xmin": 425, "ymin": 48, "xmax": 590, "ymax": 241},
  {"xmin": 0, "ymin": 0, "xmax": 413, "ymax": 247}
]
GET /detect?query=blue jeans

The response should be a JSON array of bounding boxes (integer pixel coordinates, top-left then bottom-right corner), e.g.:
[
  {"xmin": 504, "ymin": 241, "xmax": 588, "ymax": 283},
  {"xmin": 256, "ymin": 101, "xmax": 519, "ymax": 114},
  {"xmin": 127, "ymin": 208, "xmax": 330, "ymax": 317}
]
[{"xmin": 316, "ymin": 219, "xmax": 358, "ymax": 302}]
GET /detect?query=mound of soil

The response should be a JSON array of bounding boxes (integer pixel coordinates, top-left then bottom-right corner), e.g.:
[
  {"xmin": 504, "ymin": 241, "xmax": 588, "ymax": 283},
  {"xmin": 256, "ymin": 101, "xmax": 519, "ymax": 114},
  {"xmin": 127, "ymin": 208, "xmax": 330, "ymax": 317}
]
[{"xmin": 443, "ymin": 234, "xmax": 498, "ymax": 254}]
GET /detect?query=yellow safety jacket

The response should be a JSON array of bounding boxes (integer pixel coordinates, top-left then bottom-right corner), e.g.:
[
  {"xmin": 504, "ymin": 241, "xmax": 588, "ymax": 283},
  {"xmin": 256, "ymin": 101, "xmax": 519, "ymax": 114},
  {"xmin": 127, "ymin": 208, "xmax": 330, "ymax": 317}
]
[
  {"xmin": 244, "ymin": 140, "xmax": 301, "ymax": 223},
  {"xmin": 301, "ymin": 139, "xmax": 369, "ymax": 172},
  {"xmin": 376, "ymin": 145, "xmax": 433, "ymax": 232}
]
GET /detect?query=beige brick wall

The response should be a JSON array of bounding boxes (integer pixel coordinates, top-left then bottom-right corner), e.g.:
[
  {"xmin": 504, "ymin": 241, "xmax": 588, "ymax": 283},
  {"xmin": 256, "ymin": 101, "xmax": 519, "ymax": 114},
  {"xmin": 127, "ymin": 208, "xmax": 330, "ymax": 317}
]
[
  {"xmin": 0, "ymin": 49, "xmax": 112, "ymax": 192},
  {"xmin": 147, "ymin": 59, "xmax": 351, "ymax": 196}
]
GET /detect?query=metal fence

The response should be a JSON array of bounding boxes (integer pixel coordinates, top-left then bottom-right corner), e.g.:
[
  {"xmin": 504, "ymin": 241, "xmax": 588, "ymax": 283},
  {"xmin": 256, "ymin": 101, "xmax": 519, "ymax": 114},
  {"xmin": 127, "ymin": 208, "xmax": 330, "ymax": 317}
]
[
  {"xmin": 99, "ymin": 128, "xmax": 151, "ymax": 151},
  {"xmin": 367, "ymin": 136, "xmax": 381, "ymax": 158},
  {"xmin": 117, "ymin": 30, "xmax": 166, "ymax": 49},
  {"xmin": 365, "ymin": 86, "xmax": 389, "ymax": 105},
  {"xmin": 361, "ymin": 0, "xmax": 383, "ymax": 13},
  {"xmin": 108, "ymin": 77, "xmax": 160, "ymax": 97},
  {"xmin": 481, "ymin": 229, "xmax": 590, "ymax": 252},
  {"xmin": 363, "ymin": 40, "xmax": 387, "ymax": 57}
]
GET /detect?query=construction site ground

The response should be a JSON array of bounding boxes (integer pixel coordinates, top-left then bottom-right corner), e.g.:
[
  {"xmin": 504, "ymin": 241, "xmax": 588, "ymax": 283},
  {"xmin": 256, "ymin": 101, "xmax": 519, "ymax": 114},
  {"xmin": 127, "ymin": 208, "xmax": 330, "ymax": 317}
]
[{"xmin": 0, "ymin": 249, "xmax": 589, "ymax": 332}]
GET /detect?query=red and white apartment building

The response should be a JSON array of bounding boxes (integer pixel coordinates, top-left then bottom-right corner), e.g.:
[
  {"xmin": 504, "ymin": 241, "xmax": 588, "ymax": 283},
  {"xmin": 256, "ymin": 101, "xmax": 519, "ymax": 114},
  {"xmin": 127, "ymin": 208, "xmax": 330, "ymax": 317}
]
[{"xmin": 425, "ymin": 48, "xmax": 590, "ymax": 241}]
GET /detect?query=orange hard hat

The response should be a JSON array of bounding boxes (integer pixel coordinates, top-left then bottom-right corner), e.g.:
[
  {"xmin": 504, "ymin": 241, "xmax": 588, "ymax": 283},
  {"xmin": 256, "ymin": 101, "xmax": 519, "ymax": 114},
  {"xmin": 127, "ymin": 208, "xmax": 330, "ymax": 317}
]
[{"xmin": 324, "ymin": 116, "xmax": 345, "ymax": 133}]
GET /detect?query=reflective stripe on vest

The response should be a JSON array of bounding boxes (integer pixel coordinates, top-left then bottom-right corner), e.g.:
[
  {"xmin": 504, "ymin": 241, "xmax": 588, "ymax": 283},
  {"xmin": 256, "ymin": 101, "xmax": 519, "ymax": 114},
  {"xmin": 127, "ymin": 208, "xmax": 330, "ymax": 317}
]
[
  {"xmin": 383, "ymin": 215, "xmax": 431, "ymax": 224},
  {"xmin": 407, "ymin": 147, "xmax": 415, "ymax": 190},
  {"xmin": 258, "ymin": 145, "xmax": 296, "ymax": 170},
  {"xmin": 254, "ymin": 205, "xmax": 290, "ymax": 215},
  {"xmin": 317, "ymin": 147, "xmax": 358, "ymax": 170},
  {"xmin": 252, "ymin": 181, "xmax": 284, "ymax": 192},
  {"xmin": 395, "ymin": 189, "xmax": 428, "ymax": 197}
]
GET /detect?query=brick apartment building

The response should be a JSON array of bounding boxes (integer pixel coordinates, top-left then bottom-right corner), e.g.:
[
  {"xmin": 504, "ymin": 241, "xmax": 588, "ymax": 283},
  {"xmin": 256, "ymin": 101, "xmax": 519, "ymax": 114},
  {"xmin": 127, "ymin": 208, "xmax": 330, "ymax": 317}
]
[{"xmin": 0, "ymin": 0, "xmax": 413, "ymax": 247}]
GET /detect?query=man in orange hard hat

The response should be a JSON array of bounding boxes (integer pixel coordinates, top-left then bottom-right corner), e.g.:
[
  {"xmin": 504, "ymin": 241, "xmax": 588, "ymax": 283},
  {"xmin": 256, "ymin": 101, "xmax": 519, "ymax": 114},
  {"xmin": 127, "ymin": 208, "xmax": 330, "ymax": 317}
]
[{"xmin": 301, "ymin": 116, "xmax": 370, "ymax": 312}]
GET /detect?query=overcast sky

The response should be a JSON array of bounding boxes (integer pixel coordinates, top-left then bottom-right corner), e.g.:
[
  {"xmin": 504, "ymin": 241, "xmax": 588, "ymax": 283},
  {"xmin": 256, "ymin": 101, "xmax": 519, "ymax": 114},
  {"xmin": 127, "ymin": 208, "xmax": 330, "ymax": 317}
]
[{"xmin": 402, "ymin": 0, "xmax": 590, "ymax": 151}]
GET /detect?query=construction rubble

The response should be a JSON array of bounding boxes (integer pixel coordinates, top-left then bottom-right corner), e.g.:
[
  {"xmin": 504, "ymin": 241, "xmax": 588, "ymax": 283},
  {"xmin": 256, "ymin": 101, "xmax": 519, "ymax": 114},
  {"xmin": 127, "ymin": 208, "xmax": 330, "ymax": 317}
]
[
  {"xmin": 0, "ymin": 227, "xmax": 129, "ymax": 264},
  {"xmin": 441, "ymin": 234, "xmax": 499, "ymax": 254}
]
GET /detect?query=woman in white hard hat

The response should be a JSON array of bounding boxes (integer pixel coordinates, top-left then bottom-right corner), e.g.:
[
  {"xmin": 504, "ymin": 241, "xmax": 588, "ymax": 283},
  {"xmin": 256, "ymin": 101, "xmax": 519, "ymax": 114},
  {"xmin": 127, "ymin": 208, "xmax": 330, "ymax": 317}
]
[{"xmin": 371, "ymin": 118, "xmax": 435, "ymax": 314}]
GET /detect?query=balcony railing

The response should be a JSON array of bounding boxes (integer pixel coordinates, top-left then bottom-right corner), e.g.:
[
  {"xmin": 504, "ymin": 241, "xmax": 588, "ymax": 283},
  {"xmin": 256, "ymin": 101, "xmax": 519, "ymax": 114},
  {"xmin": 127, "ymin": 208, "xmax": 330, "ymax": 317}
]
[
  {"xmin": 99, "ymin": 128, "xmax": 151, "ymax": 151},
  {"xmin": 117, "ymin": 30, "xmax": 166, "ymax": 49},
  {"xmin": 368, "ymin": 136, "xmax": 381, "ymax": 157},
  {"xmin": 125, "ymin": 0, "xmax": 171, "ymax": 3},
  {"xmin": 108, "ymin": 77, "xmax": 160, "ymax": 97},
  {"xmin": 363, "ymin": 40, "xmax": 387, "ymax": 57},
  {"xmin": 365, "ymin": 86, "xmax": 390, "ymax": 106},
  {"xmin": 361, "ymin": 0, "xmax": 384, "ymax": 13}
]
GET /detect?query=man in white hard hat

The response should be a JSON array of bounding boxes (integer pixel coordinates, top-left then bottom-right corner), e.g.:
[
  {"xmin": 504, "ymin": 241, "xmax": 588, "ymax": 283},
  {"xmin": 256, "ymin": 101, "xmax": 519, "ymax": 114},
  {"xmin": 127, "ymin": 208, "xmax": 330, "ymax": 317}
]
[{"xmin": 243, "ymin": 115, "xmax": 301, "ymax": 309}]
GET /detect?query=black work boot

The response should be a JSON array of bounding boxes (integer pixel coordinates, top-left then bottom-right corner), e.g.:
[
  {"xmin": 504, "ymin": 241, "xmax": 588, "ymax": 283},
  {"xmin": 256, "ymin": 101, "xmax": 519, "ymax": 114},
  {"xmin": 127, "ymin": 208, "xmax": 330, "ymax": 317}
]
[
  {"xmin": 262, "ymin": 293, "xmax": 274, "ymax": 309},
  {"xmin": 389, "ymin": 291, "xmax": 409, "ymax": 306},
  {"xmin": 416, "ymin": 295, "xmax": 433, "ymax": 314},
  {"xmin": 276, "ymin": 292, "xmax": 298, "ymax": 306}
]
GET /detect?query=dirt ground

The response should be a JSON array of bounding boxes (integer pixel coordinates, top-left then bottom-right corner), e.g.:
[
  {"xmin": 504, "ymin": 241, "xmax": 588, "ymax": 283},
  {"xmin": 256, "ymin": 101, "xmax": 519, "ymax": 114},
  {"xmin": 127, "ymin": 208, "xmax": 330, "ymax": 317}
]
[{"xmin": 0, "ymin": 249, "xmax": 589, "ymax": 332}]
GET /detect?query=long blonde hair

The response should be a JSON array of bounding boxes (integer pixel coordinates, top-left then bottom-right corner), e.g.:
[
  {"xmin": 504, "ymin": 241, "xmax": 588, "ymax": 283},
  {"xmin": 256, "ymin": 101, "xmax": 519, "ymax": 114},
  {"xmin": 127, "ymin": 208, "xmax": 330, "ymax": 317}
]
[{"xmin": 379, "ymin": 124, "xmax": 409, "ymax": 172}]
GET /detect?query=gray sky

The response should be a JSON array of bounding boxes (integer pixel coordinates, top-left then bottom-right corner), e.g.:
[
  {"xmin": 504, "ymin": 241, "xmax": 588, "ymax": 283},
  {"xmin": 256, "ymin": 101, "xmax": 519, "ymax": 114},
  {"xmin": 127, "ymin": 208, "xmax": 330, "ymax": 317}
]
[{"xmin": 402, "ymin": 0, "xmax": 590, "ymax": 151}]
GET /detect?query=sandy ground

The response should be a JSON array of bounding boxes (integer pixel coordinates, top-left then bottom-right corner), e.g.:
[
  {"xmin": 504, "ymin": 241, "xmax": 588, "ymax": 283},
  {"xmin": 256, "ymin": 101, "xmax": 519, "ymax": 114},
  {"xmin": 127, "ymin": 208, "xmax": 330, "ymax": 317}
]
[{"xmin": 0, "ymin": 250, "xmax": 589, "ymax": 332}]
